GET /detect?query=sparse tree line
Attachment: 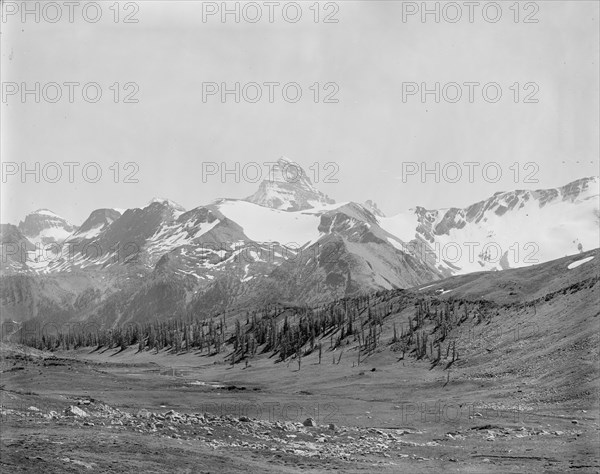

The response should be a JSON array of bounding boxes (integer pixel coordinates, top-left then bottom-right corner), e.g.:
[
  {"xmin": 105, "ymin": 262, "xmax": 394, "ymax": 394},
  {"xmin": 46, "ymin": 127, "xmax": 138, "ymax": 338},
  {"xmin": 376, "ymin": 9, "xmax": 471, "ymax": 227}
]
[
  {"xmin": 17, "ymin": 275, "xmax": 597, "ymax": 367},
  {"xmin": 17, "ymin": 293, "xmax": 403, "ymax": 362}
]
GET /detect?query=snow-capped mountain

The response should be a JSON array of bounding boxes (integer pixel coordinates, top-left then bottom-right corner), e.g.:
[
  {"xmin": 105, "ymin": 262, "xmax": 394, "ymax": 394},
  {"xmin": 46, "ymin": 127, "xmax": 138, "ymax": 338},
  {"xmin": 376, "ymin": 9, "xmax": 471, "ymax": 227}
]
[
  {"xmin": 364, "ymin": 200, "xmax": 385, "ymax": 218},
  {"xmin": 1, "ymin": 161, "xmax": 598, "ymax": 325},
  {"xmin": 147, "ymin": 198, "xmax": 186, "ymax": 215},
  {"xmin": 68, "ymin": 208, "xmax": 123, "ymax": 241},
  {"xmin": 245, "ymin": 156, "xmax": 335, "ymax": 211},
  {"xmin": 380, "ymin": 176, "xmax": 599, "ymax": 274},
  {"xmin": 17, "ymin": 209, "xmax": 76, "ymax": 246}
]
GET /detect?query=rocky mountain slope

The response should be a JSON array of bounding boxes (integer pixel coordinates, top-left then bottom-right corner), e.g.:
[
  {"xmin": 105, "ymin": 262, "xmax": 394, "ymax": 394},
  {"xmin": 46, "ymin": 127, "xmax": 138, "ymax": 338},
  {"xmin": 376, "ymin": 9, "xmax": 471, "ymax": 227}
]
[
  {"xmin": 244, "ymin": 156, "xmax": 335, "ymax": 211},
  {"xmin": 380, "ymin": 176, "xmax": 599, "ymax": 274},
  {"xmin": 17, "ymin": 209, "xmax": 76, "ymax": 246},
  {"xmin": 0, "ymin": 158, "xmax": 597, "ymax": 327}
]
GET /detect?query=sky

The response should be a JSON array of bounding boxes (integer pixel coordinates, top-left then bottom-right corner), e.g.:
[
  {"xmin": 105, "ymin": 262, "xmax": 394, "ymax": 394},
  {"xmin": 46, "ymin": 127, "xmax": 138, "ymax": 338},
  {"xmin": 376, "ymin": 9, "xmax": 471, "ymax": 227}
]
[{"xmin": 1, "ymin": 0, "xmax": 598, "ymax": 225}]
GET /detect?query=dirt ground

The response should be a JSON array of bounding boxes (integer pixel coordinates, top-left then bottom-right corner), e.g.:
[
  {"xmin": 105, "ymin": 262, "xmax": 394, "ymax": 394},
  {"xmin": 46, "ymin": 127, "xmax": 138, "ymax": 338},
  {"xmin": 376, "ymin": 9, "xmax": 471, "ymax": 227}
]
[
  {"xmin": 1, "ymin": 341, "xmax": 598, "ymax": 473},
  {"xmin": 2, "ymin": 255, "xmax": 599, "ymax": 472}
]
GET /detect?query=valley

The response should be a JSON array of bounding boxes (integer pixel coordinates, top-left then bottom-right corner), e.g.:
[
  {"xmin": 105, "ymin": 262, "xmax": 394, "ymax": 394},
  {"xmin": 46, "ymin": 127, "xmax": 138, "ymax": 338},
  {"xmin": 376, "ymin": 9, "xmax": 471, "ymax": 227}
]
[{"xmin": 2, "ymin": 250, "xmax": 598, "ymax": 472}]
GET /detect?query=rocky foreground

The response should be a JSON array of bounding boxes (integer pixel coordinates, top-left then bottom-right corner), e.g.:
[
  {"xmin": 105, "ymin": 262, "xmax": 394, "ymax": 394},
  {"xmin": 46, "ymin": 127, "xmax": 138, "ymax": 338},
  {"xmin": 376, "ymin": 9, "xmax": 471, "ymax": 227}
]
[
  {"xmin": 1, "ymin": 342, "xmax": 598, "ymax": 473},
  {"xmin": 2, "ymin": 395, "xmax": 596, "ymax": 473}
]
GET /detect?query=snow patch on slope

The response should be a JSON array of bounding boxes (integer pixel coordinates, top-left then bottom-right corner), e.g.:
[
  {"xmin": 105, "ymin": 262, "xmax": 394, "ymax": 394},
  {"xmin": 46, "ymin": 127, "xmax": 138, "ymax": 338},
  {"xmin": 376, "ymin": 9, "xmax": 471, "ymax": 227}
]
[
  {"xmin": 567, "ymin": 256, "xmax": 594, "ymax": 270},
  {"xmin": 216, "ymin": 200, "xmax": 328, "ymax": 245}
]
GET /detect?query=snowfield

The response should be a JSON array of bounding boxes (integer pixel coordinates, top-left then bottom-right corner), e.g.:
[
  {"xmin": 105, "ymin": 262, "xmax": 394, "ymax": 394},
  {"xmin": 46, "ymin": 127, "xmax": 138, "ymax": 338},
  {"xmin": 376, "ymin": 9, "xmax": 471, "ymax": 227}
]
[
  {"xmin": 567, "ymin": 256, "xmax": 595, "ymax": 270},
  {"xmin": 379, "ymin": 177, "xmax": 599, "ymax": 275},
  {"xmin": 215, "ymin": 200, "xmax": 331, "ymax": 246}
]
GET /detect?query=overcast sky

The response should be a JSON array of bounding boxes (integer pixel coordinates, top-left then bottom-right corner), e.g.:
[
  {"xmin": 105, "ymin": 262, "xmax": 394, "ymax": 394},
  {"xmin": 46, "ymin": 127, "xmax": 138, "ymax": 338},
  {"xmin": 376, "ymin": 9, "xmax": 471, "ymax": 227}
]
[{"xmin": 1, "ymin": 1, "xmax": 598, "ymax": 225}]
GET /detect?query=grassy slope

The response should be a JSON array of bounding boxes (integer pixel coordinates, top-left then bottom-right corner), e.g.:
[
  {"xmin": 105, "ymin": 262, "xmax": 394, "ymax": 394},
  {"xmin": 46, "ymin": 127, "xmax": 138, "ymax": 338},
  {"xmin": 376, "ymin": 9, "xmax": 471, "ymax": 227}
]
[{"xmin": 2, "ymin": 249, "xmax": 598, "ymax": 472}]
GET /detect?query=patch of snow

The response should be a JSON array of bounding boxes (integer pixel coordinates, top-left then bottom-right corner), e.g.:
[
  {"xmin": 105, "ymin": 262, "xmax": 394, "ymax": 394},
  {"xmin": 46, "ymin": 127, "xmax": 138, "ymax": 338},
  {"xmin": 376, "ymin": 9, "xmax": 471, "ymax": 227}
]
[
  {"xmin": 147, "ymin": 197, "xmax": 186, "ymax": 212},
  {"xmin": 435, "ymin": 288, "xmax": 453, "ymax": 295},
  {"xmin": 567, "ymin": 256, "xmax": 594, "ymax": 270},
  {"xmin": 189, "ymin": 381, "xmax": 224, "ymax": 388},
  {"xmin": 381, "ymin": 179, "xmax": 599, "ymax": 275},
  {"xmin": 216, "ymin": 200, "xmax": 325, "ymax": 246},
  {"xmin": 31, "ymin": 209, "xmax": 62, "ymax": 218},
  {"xmin": 26, "ymin": 226, "xmax": 72, "ymax": 246},
  {"xmin": 73, "ymin": 224, "xmax": 103, "ymax": 240},
  {"xmin": 379, "ymin": 212, "xmax": 419, "ymax": 242}
]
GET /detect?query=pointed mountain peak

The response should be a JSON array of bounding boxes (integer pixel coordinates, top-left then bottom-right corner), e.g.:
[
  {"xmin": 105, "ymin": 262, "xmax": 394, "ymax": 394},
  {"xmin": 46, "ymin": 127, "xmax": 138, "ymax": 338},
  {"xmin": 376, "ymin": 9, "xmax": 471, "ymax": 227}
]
[
  {"xmin": 147, "ymin": 197, "xmax": 186, "ymax": 213},
  {"xmin": 245, "ymin": 157, "xmax": 335, "ymax": 211},
  {"xmin": 263, "ymin": 157, "xmax": 313, "ymax": 186},
  {"xmin": 18, "ymin": 209, "xmax": 75, "ymax": 245},
  {"xmin": 69, "ymin": 208, "xmax": 123, "ymax": 241},
  {"xmin": 29, "ymin": 209, "xmax": 64, "ymax": 219},
  {"xmin": 276, "ymin": 155, "xmax": 293, "ymax": 165}
]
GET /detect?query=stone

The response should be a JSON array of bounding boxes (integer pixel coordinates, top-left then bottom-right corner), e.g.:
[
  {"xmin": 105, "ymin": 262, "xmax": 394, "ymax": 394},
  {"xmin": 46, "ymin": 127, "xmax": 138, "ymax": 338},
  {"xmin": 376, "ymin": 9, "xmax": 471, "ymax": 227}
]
[
  {"xmin": 64, "ymin": 406, "xmax": 88, "ymax": 417},
  {"xmin": 303, "ymin": 417, "xmax": 317, "ymax": 427},
  {"xmin": 137, "ymin": 409, "xmax": 152, "ymax": 419}
]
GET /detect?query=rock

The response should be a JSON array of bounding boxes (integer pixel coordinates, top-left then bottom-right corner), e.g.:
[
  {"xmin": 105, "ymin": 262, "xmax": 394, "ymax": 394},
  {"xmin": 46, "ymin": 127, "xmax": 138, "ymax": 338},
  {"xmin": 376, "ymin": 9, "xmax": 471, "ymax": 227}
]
[
  {"xmin": 239, "ymin": 416, "xmax": 251, "ymax": 422},
  {"xmin": 303, "ymin": 418, "xmax": 317, "ymax": 427},
  {"xmin": 136, "ymin": 409, "xmax": 152, "ymax": 419},
  {"xmin": 328, "ymin": 423, "xmax": 336, "ymax": 430},
  {"xmin": 571, "ymin": 419, "xmax": 579, "ymax": 424},
  {"xmin": 371, "ymin": 368, "xmax": 377, "ymax": 372},
  {"xmin": 65, "ymin": 406, "xmax": 88, "ymax": 417},
  {"xmin": 28, "ymin": 406, "xmax": 40, "ymax": 412}
]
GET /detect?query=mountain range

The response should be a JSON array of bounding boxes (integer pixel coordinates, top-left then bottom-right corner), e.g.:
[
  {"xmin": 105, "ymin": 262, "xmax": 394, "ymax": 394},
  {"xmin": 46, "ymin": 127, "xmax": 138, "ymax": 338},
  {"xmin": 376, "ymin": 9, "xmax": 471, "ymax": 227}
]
[{"xmin": 0, "ymin": 156, "xmax": 598, "ymax": 326}]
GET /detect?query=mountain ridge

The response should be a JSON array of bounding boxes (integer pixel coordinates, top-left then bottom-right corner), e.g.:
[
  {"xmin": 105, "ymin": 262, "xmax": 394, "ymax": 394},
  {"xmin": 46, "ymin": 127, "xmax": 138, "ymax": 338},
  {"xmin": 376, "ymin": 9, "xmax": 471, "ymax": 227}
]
[{"xmin": 1, "ymin": 166, "xmax": 597, "ymax": 327}]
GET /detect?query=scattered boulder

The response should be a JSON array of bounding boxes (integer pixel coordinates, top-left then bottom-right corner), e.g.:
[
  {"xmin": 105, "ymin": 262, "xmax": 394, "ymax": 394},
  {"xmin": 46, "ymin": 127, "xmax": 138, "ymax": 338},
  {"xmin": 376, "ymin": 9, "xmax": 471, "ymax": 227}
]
[
  {"xmin": 64, "ymin": 406, "xmax": 88, "ymax": 417},
  {"xmin": 136, "ymin": 409, "xmax": 152, "ymax": 419},
  {"xmin": 303, "ymin": 417, "xmax": 317, "ymax": 427},
  {"xmin": 239, "ymin": 416, "xmax": 251, "ymax": 422}
]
